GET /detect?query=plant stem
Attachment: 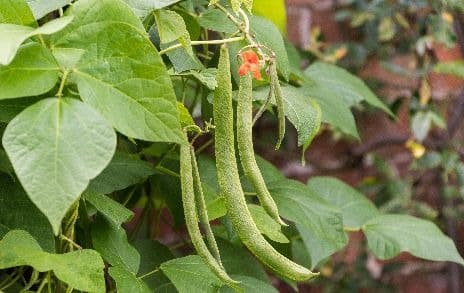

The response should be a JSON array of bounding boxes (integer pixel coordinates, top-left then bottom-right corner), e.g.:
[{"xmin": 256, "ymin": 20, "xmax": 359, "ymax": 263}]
[
  {"xmin": 59, "ymin": 234, "xmax": 82, "ymax": 250},
  {"xmin": 36, "ymin": 273, "xmax": 49, "ymax": 293},
  {"xmin": 155, "ymin": 166, "xmax": 180, "ymax": 178},
  {"xmin": 138, "ymin": 267, "xmax": 160, "ymax": 279},
  {"xmin": 56, "ymin": 70, "xmax": 69, "ymax": 98},
  {"xmin": 21, "ymin": 269, "xmax": 38, "ymax": 292},
  {"xmin": 0, "ymin": 268, "xmax": 23, "ymax": 291},
  {"xmin": 159, "ymin": 36, "xmax": 245, "ymax": 55}
]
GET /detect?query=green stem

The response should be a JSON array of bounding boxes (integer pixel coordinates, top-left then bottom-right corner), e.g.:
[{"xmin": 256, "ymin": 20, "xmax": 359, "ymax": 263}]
[
  {"xmin": 195, "ymin": 138, "xmax": 213, "ymax": 155},
  {"xmin": 59, "ymin": 234, "xmax": 82, "ymax": 250},
  {"xmin": 36, "ymin": 273, "xmax": 49, "ymax": 293},
  {"xmin": 159, "ymin": 36, "xmax": 245, "ymax": 55},
  {"xmin": 21, "ymin": 269, "xmax": 39, "ymax": 292},
  {"xmin": 56, "ymin": 70, "xmax": 69, "ymax": 98},
  {"xmin": 155, "ymin": 166, "xmax": 180, "ymax": 178},
  {"xmin": 138, "ymin": 267, "xmax": 160, "ymax": 279},
  {"xmin": 0, "ymin": 269, "xmax": 23, "ymax": 291}
]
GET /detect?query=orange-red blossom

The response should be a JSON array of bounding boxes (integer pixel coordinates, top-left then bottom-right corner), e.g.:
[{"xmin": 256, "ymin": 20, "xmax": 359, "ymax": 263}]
[{"xmin": 238, "ymin": 50, "xmax": 262, "ymax": 80}]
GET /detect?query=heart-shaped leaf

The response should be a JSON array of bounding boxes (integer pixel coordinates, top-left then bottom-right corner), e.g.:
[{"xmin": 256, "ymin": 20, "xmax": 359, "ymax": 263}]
[{"xmin": 2, "ymin": 98, "xmax": 116, "ymax": 233}]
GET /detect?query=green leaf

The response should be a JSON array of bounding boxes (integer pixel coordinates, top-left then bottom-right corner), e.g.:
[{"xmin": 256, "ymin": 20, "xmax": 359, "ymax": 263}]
[
  {"xmin": 248, "ymin": 204, "xmax": 289, "ymax": 243},
  {"xmin": 217, "ymin": 239, "xmax": 269, "ymax": 282},
  {"xmin": 250, "ymin": 15, "xmax": 290, "ymax": 80},
  {"xmin": 198, "ymin": 9, "xmax": 236, "ymax": 33},
  {"xmin": 177, "ymin": 101, "xmax": 195, "ymax": 127},
  {"xmin": 161, "ymin": 255, "xmax": 225, "ymax": 293},
  {"xmin": 2, "ymin": 98, "xmax": 116, "ymax": 234},
  {"xmin": 0, "ymin": 149, "xmax": 13, "ymax": 174},
  {"xmin": 190, "ymin": 68, "xmax": 218, "ymax": 90},
  {"xmin": 253, "ymin": 86, "xmax": 322, "ymax": 149},
  {"xmin": 134, "ymin": 239, "xmax": 174, "ymax": 291},
  {"xmin": 434, "ymin": 60, "xmax": 464, "ymax": 78},
  {"xmin": 51, "ymin": 0, "xmax": 184, "ymax": 143},
  {"xmin": 304, "ymin": 62, "xmax": 392, "ymax": 115},
  {"xmin": 154, "ymin": 9, "xmax": 191, "ymax": 52},
  {"xmin": 83, "ymin": 191, "xmax": 134, "ymax": 226},
  {"xmin": 91, "ymin": 216, "xmax": 140, "ymax": 273},
  {"xmin": 25, "ymin": 0, "xmax": 72, "ymax": 19},
  {"xmin": 252, "ymin": 0, "xmax": 286, "ymax": 34},
  {"xmin": 307, "ymin": 177, "xmax": 379, "ymax": 229},
  {"xmin": 109, "ymin": 266, "xmax": 151, "ymax": 293},
  {"xmin": 363, "ymin": 215, "xmax": 464, "ymax": 265},
  {"xmin": 0, "ymin": 96, "xmax": 42, "ymax": 122},
  {"xmin": 0, "ymin": 0, "xmax": 36, "ymax": 26},
  {"xmin": 219, "ymin": 275, "xmax": 277, "ymax": 293},
  {"xmin": 52, "ymin": 0, "xmax": 144, "ymax": 35},
  {"xmin": 0, "ymin": 43, "xmax": 60, "ymax": 100},
  {"xmin": 0, "ymin": 15, "xmax": 72, "ymax": 65},
  {"xmin": 0, "ymin": 174, "xmax": 55, "ymax": 252},
  {"xmin": 302, "ymin": 83, "xmax": 359, "ymax": 138},
  {"xmin": 269, "ymin": 179, "xmax": 347, "ymax": 268},
  {"xmin": 88, "ymin": 152, "xmax": 155, "ymax": 194},
  {"xmin": 0, "ymin": 230, "xmax": 105, "ymax": 293},
  {"xmin": 280, "ymin": 86, "xmax": 321, "ymax": 149},
  {"xmin": 122, "ymin": 0, "xmax": 182, "ymax": 18}
]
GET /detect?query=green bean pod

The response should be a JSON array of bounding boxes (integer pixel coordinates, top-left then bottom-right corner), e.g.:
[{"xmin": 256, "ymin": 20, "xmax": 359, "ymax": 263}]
[
  {"xmin": 213, "ymin": 45, "xmax": 318, "ymax": 281},
  {"xmin": 179, "ymin": 132, "xmax": 238, "ymax": 287},
  {"xmin": 190, "ymin": 147, "xmax": 223, "ymax": 265},
  {"xmin": 270, "ymin": 61, "xmax": 286, "ymax": 150},
  {"xmin": 236, "ymin": 72, "xmax": 287, "ymax": 226}
]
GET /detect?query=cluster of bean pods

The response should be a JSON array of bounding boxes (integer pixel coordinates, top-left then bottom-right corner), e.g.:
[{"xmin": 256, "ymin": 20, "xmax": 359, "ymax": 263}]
[{"xmin": 179, "ymin": 45, "xmax": 318, "ymax": 291}]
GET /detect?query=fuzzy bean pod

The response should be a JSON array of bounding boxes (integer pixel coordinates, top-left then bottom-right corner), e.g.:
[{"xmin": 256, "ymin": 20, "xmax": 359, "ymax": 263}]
[
  {"xmin": 269, "ymin": 60, "xmax": 286, "ymax": 150},
  {"xmin": 213, "ymin": 45, "xmax": 318, "ymax": 281},
  {"xmin": 190, "ymin": 147, "xmax": 223, "ymax": 265},
  {"xmin": 236, "ymin": 72, "xmax": 287, "ymax": 226},
  {"xmin": 179, "ymin": 132, "xmax": 239, "ymax": 287}
]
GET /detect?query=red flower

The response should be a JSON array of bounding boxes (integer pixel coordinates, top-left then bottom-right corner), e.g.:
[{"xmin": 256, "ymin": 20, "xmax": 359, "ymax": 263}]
[{"xmin": 238, "ymin": 50, "xmax": 262, "ymax": 80}]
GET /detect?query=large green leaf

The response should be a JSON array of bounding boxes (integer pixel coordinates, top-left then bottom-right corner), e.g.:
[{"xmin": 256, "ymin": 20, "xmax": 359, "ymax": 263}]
[
  {"xmin": 161, "ymin": 255, "xmax": 225, "ymax": 293},
  {"xmin": 250, "ymin": 15, "xmax": 290, "ymax": 80},
  {"xmin": 308, "ymin": 177, "xmax": 379, "ymax": 230},
  {"xmin": 434, "ymin": 60, "xmax": 464, "ymax": 78},
  {"xmin": 363, "ymin": 214, "xmax": 464, "ymax": 265},
  {"xmin": 91, "ymin": 216, "xmax": 140, "ymax": 273},
  {"xmin": 51, "ymin": 0, "xmax": 144, "ymax": 35},
  {"xmin": 109, "ymin": 266, "xmax": 151, "ymax": 293},
  {"xmin": 0, "ymin": 43, "xmax": 60, "ymax": 100},
  {"xmin": 304, "ymin": 62, "xmax": 392, "ymax": 115},
  {"xmin": 302, "ymin": 83, "xmax": 359, "ymax": 138},
  {"xmin": 0, "ymin": 15, "xmax": 72, "ymax": 65},
  {"xmin": 88, "ymin": 152, "xmax": 155, "ymax": 194},
  {"xmin": 0, "ymin": 230, "xmax": 105, "ymax": 293},
  {"xmin": 0, "ymin": 0, "xmax": 36, "ymax": 26},
  {"xmin": 83, "ymin": 191, "xmax": 134, "ymax": 226},
  {"xmin": 0, "ymin": 175, "xmax": 55, "ymax": 252},
  {"xmin": 51, "ymin": 0, "xmax": 183, "ymax": 143},
  {"xmin": 2, "ymin": 98, "xmax": 116, "ymax": 234},
  {"xmin": 269, "ymin": 179, "xmax": 348, "ymax": 268},
  {"xmin": 25, "ymin": 0, "xmax": 72, "ymax": 19}
]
